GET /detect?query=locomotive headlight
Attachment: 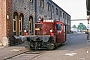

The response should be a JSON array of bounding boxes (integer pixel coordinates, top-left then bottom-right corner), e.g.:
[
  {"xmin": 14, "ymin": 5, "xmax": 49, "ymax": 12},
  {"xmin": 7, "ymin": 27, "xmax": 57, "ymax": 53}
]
[
  {"xmin": 35, "ymin": 28, "xmax": 40, "ymax": 30},
  {"xmin": 50, "ymin": 30, "xmax": 53, "ymax": 32}
]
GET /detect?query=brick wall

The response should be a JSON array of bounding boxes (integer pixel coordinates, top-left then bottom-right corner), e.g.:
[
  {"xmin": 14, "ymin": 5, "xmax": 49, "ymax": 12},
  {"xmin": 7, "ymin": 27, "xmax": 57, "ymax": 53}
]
[
  {"xmin": 0, "ymin": 0, "xmax": 7, "ymax": 43},
  {"xmin": 6, "ymin": 0, "xmax": 13, "ymax": 43},
  {"xmin": 0, "ymin": 0, "xmax": 12, "ymax": 44}
]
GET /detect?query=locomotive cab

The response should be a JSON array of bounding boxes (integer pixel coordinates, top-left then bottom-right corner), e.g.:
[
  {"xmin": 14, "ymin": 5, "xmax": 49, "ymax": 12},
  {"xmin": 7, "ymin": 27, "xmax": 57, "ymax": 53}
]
[{"xmin": 55, "ymin": 22, "xmax": 66, "ymax": 43}]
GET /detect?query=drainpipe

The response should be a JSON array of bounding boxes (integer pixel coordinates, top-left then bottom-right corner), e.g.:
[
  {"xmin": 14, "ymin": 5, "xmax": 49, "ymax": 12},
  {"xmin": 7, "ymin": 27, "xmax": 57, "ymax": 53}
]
[
  {"xmin": 35, "ymin": 0, "xmax": 38, "ymax": 22},
  {"xmin": 50, "ymin": 0, "xmax": 52, "ymax": 19},
  {"xmin": 87, "ymin": 15, "xmax": 90, "ymax": 40}
]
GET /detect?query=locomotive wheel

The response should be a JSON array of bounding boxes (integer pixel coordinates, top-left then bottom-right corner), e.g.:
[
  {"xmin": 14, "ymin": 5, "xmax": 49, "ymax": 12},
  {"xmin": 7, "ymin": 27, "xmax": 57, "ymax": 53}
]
[{"xmin": 35, "ymin": 42, "xmax": 38, "ymax": 50}]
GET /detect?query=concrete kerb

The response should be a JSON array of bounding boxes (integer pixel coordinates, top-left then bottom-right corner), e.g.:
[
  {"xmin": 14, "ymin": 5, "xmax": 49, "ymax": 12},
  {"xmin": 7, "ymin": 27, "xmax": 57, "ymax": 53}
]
[{"xmin": 0, "ymin": 43, "xmax": 28, "ymax": 60}]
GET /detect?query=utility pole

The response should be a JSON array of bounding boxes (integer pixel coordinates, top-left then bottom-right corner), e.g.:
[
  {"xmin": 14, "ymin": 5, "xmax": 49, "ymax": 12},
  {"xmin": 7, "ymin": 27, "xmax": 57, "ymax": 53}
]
[
  {"xmin": 87, "ymin": 15, "xmax": 90, "ymax": 40},
  {"xmin": 86, "ymin": 0, "xmax": 90, "ymax": 40}
]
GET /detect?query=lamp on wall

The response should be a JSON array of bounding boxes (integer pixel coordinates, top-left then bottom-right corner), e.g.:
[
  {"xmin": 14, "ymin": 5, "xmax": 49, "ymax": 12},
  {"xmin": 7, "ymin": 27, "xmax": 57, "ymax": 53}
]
[
  {"xmin": 87, "ymin": 15, "xmax": 89, "ymax": 18},
  {"xmin": 7, "ymin": 15, "xmax": 9, "ymax": 20}
]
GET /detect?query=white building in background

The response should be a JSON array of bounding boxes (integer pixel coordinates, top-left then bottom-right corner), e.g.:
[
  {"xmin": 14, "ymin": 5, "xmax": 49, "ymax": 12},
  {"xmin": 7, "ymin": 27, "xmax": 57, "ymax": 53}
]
[{"xmin": 71, "ymin": 28, "xmax": 80, "ymax": 32}]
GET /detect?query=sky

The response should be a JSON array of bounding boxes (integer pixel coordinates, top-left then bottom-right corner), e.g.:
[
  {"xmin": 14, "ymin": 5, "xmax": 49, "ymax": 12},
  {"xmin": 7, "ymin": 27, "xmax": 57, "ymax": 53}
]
[{"xmin": 52, "ymin": 0, "xmax": 87, "ymax": 27}]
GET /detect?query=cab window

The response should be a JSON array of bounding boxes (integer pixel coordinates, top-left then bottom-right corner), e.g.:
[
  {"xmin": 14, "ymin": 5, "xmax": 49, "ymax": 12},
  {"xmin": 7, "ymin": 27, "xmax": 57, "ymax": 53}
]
[{"xmin": 56, "ymin": 24, "xmax": 62, "ymax": 31}]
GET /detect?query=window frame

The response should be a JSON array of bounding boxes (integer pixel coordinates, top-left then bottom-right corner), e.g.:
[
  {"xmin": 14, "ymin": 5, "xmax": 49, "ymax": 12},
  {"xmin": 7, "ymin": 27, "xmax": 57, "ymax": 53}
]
[
  {"xmin": 63, "ymin": 12, "xmax": 65, "ymax": 18},
  {"xmin": 60, "ymin": 11, "xmax": 62, "ymax": 17},
  {"xmin": 29, "ymin": 17, "xmax": 33, "ymax": 33},
  {"xmin": 56, "ymin": 8, "xmax": 58, "ymax": 15},
  {"xmin": 47, "ymin": 3, "xmax": 50, "ymax": 11},
  {"xmin": 38, "ymin": 0, "xmax": 41, "ymax": 6},
  {"xmin": 41, "ymin": 0, "xmax": 44, "ymax": 8},
  {"xmin": 52, "ymin": 5, "xmax": 54, "ymax": 13},
  {"xmin": 13, "ymin": 19, "xmax": 17, "ymax": 32},
  {"xmin": 56, "ymin": 24, "xmax": 62, "ymax": 31}
]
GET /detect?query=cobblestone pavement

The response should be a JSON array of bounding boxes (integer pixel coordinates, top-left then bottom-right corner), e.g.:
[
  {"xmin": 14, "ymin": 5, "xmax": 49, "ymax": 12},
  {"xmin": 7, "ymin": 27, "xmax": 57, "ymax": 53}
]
[
  {"xmin": 0, "ymin": 33, "xmax": 90, "ymax": 60},
  {"xmin": 31, "ymin": 33, "xmax": 90, "ymax": 60}
]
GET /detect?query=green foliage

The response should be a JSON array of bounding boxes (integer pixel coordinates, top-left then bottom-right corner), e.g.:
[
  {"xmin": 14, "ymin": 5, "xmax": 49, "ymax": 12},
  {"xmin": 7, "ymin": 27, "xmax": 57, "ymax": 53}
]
[
  {"xmin": 77, "ymin": 23, "xmax": 87, "ymax": 31},
  {"xmin": 72, "ymin": 25, "xmax": 77, "ymax": 28}
]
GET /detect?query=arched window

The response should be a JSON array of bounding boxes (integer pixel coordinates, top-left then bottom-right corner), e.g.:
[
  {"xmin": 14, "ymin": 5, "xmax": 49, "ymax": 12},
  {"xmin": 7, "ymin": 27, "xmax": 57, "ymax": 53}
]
[
  {"xmin": 13, "ymin": 12, "xmax": 24, "ymax": 36},
  {"xmin": 29, "ymin": 16, "xmax": 33, "ymax": 34},
  {"xmin": 19, "ymin": 14, "xmax": 24, "ymax": 35},
  {"xmin": 13, "ymin": 12, "xmax": 18, "ymax": 35}
]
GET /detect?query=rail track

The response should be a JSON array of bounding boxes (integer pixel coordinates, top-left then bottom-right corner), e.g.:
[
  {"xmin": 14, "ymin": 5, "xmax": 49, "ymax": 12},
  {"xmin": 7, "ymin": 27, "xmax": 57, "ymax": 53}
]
[{"xmin": 4, "ymin": 50, "xmax": 47, "ymax": 60}]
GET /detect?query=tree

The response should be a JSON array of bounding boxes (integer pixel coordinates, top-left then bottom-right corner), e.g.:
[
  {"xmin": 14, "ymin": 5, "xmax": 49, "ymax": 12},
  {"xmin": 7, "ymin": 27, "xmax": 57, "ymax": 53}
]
[
  {"xmin": 72, "ymin": 25, "xmax": 77, "ymax": 28},
  {"xmin": 77, "ymin": 23, "xmax": 87, "ymax": 31}
]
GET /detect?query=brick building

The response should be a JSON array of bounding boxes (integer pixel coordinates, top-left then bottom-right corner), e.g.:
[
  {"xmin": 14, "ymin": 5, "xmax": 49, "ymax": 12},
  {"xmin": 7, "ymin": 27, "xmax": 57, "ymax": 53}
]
[
  {"xmin": 0, "ymin": 0, "xmax": 71, "ymax": 45},
  {"xmin": 0, "ymin": 0, "xmax": 13, "ymax": 45}
]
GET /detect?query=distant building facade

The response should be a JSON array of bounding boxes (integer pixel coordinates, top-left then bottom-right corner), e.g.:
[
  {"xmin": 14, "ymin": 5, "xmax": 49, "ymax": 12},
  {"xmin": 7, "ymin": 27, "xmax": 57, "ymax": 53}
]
[{"xmin": 0, "ymin": 0, "xmax": 71, "ymax": 45}]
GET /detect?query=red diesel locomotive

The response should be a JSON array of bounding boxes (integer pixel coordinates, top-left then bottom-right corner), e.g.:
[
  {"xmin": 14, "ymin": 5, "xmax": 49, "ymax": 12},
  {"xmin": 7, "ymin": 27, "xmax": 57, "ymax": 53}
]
[{"xmin": 25, "ymin": 18, "xmax": 66, "ymax": 50}]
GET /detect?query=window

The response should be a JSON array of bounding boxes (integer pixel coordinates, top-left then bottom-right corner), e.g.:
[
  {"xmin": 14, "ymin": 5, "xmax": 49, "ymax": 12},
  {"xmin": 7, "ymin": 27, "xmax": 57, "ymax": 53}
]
[
  {"xmin": 19, "ymin": 16, "xmax": 22, "ymax": 31},
  {"xmin": 56, "ymin": 8, "xmax": 58, "ymax": 15},
  {"xmin": 38, "ymin": 0, "xmax": 41, "ymax": 6},
  {"xmin": 63, "ymin": 13, "xmax": 65, "ymax": 18},
  {"xmin": 19, "ymin": 14, "xmax": 23, "ymax": 35},
  {"xmin": 29, "ymin": 20, "xmax": 32, "ymax": 32},
  {"xmin": 60, "ymin": 11, "xmax": 62, "ymax": 17},
  {"xmin": 65, "ymin": 14, "xmax": 66, "ymax": 19},
  {"xmin": 13, "ymin": 13, "xmax": 18, "ymax": 35},
  {"xmin": 13, "ymin": 15, "xmax": 18, "ymax": 32},
  {"xmin": 47, "ymin": 3, "xmax": 50, "ymax": 11},
  {"xmin": 38, "ymin": 0, "xmax": 44, "ymax": 8},
  {"xmin": 52, "ymin": 5, "xmax": 54, "ymax": 13},
  {"xmin": 19, "ymin": 20, "xmax": 22, "ymax": 35},
  {"xmin": 41, "ymin": 0, "xmax": 44, "ymax": 8},
  {"xmin": 29, "ymin": 16, "xmax": 33, "ymax": 33},
  {"xmin": 13, "ymin": 20, "xmax": 17, "ymax": 31},
  {"xmin": 56, "ymin": 24, "xmax": 62, "ymax": 31}
]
